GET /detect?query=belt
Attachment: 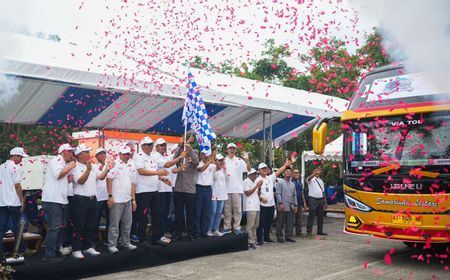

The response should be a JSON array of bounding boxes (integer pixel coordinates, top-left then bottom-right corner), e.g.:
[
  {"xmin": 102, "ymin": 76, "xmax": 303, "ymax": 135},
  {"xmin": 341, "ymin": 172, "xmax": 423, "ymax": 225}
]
[
  {"xmin": 74, "ymin": 194, "xmax": 96, "ymax": 200},
  {"xmin": 196, "ymin": 184, "xmax": 211, "ymax": 188},
  {"xmin": 310, "ymin": 197, "xmax": 324, "ymax": 200}
]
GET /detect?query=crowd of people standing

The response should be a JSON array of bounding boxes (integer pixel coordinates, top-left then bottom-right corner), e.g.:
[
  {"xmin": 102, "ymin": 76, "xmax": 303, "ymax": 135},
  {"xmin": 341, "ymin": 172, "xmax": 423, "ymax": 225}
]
[{"xmin": 0, "ymin": 137, "xmax": 329, "ymax": 263}]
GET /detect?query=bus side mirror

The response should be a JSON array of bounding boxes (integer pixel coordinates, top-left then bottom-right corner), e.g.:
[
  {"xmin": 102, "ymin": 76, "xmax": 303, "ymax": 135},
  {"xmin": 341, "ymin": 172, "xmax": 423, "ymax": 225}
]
[{"xmin": 313, "ymin": 121, "xmax": 328, "ymax": 155}]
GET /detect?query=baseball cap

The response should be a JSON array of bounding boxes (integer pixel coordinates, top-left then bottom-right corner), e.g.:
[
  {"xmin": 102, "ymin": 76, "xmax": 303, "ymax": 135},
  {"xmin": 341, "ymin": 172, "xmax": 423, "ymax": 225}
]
[
  {"xmin": 248, "ymin": 168, "xmax": 257, "ymax": 175},
  {"xmin": 258, "ymin": 163, "xmax": 268, "ymax": 169},
  {"xmin": 200, "ymin": 149, "xmax": 212, "ymax": 156},
  {"xmin": 155, "ymin": 138, "xmax": 167, "ymax": 146},
  {"xmin": 120, "ymin": 146, "xmax": 131, "ymax": 154},
  {"xmin": 95, "ymin": 147, "xmax": 106, "ymax": 155},
  {"xmin": 10, "ymin": 147, "xmax": 29, "ymax": 158},
  {"xmin": 215, "ymin": 154, "xmax": 224, "ymax": 160},
  {"xmin": 226, "ymin": 143, "xmax": 237, "ymax": 149},
  {"xmin": 140, "ymin": 136, "xmax": 153, "ymax": 146},
  {"xmin": 75, "ymin": 144, "xmax": 92, "ymax": 156},
  {"xmin": 58, "ymin": 143, "xmax": 75, "ymax": 154}
]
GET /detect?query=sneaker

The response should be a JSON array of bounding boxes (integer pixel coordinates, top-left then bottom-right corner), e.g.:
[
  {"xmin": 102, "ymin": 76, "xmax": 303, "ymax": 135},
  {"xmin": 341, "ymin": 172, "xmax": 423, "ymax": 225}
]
[
  {"xmin": 257, "ymin": 241, "xmax": 265, "ymax": 246},
  {"xmin": 83, "ymin": 247, "xmax": 100, "ymax": 256},
  {"xmin": 212, "ymin": 231, "xmax": 224, "ymax": 237},
  {"xmin": 108, "ymin": 246, "xmax": 119, "ymax": 254},
  {"xmin": 207, "ymin": 230, "xmax": 213, "ymax": 237},
  {"xmin": 286, "ymin": 238, "xmax": 296, "ymax": 243},
  {"xmin": 130, "ymin": 235, "xmax": 140, "ymax": 243},
  {"xmin": 59, "ymin": 246, "xmax": 72, "ymax": 256},
  {"xmin": 234, "ymin": 229, "xmax": 243, "ymax": 235},
  {"xmin": 222, "ymin": 229, "xmax": 232, "ymax": 235},
  {"xmin": 71, "ymin": 251, "xmax": 85, "ymax": 260},
  {"xmin": 264, "ymin": 238, "xmax": 275, "ymax": 243},
  {"xmin": 122, "ymin": 243, "xmax": 137, "ymax": 250},
  {"xmin": 161, "ymin": 236, "xmax": 172, "ymax": 244},
  {"xmin": 248, "ymin": 243, "xmax": 256, "ymax": 250}
]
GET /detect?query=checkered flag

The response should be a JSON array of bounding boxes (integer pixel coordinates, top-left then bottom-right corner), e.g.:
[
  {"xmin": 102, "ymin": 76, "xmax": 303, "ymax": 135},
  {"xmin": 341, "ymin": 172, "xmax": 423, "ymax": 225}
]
[{"xmin": 182, "ymin": 72, "xmax": 216, "ymax": 154}]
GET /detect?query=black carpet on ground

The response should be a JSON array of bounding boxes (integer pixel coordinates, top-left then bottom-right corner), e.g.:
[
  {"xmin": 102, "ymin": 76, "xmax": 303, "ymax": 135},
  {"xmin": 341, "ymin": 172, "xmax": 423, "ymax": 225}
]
[{"xmin": 13, "ymin": 234, "xmax": 248, "ymax": 280}]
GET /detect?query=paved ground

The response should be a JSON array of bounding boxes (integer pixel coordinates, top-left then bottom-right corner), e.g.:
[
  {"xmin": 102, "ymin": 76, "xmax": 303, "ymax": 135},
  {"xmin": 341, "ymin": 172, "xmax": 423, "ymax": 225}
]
[{"xmin": 89, "ymin": 216, "xmax": 449, "ymax": 280}]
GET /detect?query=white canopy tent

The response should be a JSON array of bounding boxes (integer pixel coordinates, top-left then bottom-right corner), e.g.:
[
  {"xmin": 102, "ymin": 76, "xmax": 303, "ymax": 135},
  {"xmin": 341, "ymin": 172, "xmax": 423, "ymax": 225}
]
[
  {"xmin": 0, "ymin": 33, "xmax": 348, "ymax": 163},
  {"xmin": 301, "ymin": 135, "xmax": 343, "ymax": 185}
]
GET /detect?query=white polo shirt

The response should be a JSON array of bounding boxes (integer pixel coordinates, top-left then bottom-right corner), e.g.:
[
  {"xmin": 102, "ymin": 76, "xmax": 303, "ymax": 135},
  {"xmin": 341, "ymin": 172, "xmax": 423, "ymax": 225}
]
[
  {"xmin": 196, "ymin": 161, "xmax": 216, "ymax": 186},
  {"xmin": 152, "ymin": 152, "xmax": 174, "ymax": 193},
  {"xmin": 212, "ymin": 169, "xmax": 228, "ymax": 201},
  {"xmin": 308, "ymin": 176, "xmax": 325, "ymax": 199},
  {"xmin": 93, "ymin": 163, "xmax": 108, "ymax": 201},
  {"xmin": 72, "ymin": 161, "xmax": 97, "ymax": 197},
  {"xmin": 243, "ymin": 178, "xmax": 260, "ymax": 211},
  {"xmin": 0, "ymin": 160, "xmax": 22, "ymax": 207},
  {"xmin": 134, "ymin": 152, "xmax": 159, "ymax": 193},
  {"xmin": 42, "ymin": 155, "xmax": 70, "ymax": 205},
  {"xmin": 224, "ymin": 156, "xmax": 247, "ymax": 194},
  {"xmin": 107, "ymin": 159, "xmax": 135, "ymax": 203},
  {"xmin": 257, "ymin": 174, "xmax": 276, "ymax": 207}
]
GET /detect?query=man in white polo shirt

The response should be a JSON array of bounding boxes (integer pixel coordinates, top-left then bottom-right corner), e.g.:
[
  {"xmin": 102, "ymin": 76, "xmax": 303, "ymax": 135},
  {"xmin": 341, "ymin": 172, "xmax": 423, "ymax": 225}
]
[
  {"xmin": 223, "ymin": 143, "xmax": 250, "ymax": 235},
  {"xmin": 0, "ymin": 147, "xmax": 28, "ymax": 257},
  {"xmin": 42, "ymin": 143, "xmax": 76, "ymax": 263},
  {"xmin": 152, "ymin": 138, "xmax": 185, "ymax": 239},
  {"xmin": 243, "ymin": 168, "xmax": 263, "ymax": 249},
  {"xmin": 106, "ymin": 146, "xmax": 137, "ymax": 253},
  {"xmin": 92, "ymin": 147, "xmax": 113, "ymax": 244},
  {"xmin": 70, "ymin": 144, "xmax": 101, "ymax": 260},
  {"xmin": 306, "ymin": 167, "xmax": 328, "ymax": 236},
  {"xmin": 134, "ymin": 137, "xmax": 169, "ymax": 247},
  {"xmin": 256, "ymin": 158, "xmax": 294, "ymax": 245}
]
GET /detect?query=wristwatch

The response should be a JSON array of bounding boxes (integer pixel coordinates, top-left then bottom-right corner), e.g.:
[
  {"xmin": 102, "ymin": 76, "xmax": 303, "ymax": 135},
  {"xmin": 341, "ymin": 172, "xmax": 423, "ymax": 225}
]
[{"xmin": 108, "ymin": 194, "xmax": 113, "ymax": 198}]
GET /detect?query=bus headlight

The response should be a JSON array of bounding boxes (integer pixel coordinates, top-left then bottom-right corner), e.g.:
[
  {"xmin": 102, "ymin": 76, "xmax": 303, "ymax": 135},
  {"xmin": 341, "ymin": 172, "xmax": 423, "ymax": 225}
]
[{"xmin": 344, "ymin": 195, "xmax": 372, "ymax": 212}]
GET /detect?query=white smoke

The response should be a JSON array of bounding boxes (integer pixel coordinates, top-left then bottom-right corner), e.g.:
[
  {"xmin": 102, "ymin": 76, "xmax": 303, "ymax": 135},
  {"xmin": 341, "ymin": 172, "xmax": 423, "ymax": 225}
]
[
  {"xmin": 0, "ymin": 0, "xmax": 25, "ymax": 108},
  {"xmin": 353, "ymin": 0, "xmax": 450, "ymax": 72}
]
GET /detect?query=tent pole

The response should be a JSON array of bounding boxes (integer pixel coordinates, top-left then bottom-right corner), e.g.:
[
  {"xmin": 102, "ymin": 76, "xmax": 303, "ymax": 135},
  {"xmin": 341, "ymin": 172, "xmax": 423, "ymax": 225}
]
[
  {"xmin": 301, "ymin": 152, "xmax": 305, "ymax": 187},
  {"xmin": 262, "ymin": 111, "xmax": 266, "ymax": 163},
  {"xmin": 269, "ymin": 111, "xmax": 273, "ymax": 167}
]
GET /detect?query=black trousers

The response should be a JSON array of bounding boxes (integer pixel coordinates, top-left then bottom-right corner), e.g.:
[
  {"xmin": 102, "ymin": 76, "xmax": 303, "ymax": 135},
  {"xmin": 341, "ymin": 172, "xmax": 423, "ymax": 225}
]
[
  {"xmin": 174, "ymin": 192, "xmax": 196, "ymax": 236},
  {"xmin": 257, "ymin": 206, "xmax": 275, "ymax": 242},
  {"xmin": 307, "ymin": 197, "xmax": 325, "ymax": 234},
  {"xmin": 71, "ymin": 195, "xmax": 97, "ymax": 251},
  {"xmin": 136, "ymin": 191, "xmax": 161, "ymax": 243}
]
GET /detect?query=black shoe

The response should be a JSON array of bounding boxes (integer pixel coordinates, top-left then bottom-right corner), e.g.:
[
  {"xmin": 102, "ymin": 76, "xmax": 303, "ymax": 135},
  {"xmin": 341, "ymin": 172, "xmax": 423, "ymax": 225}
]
[
  {"xmin": 277, "ymin": 239, "xmax": 285, "ymax": 243},
  {"xmin": 257, "ymin": 241, "xmax": 264, "ymax": 246},
  {"xmin": 317, "ymin": 232, "xmax": 328, "ymax": 236},
  {"xmin": 140, "ymin": 241, "xmax": 153, "ymax": 248},
  {"xmin": 172, "ymin": 234, "xmax": 182, "ymax": 242},
  {"xmin": 248, "ymin": 243, "xmax": 256, "ymax": 250},
  {"xmin": 286, "ymin": 238, "xmax": 296, "ymax": 242},
  {"xmin": 42, "ymin": 256, "xmax": 64, "ymax": 264},
  {"xmin": 264, "ymin": 238, "xmax": 275, "ymax": 243},
  {"xmin": 152, "ymin": 240, "xmax": 169, "ymax": 246}
]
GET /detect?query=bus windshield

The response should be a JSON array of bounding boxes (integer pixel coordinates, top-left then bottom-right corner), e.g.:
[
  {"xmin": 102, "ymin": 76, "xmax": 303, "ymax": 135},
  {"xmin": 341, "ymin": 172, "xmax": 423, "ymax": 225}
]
[{"xmin": 345, "ymin": 113, "xmax": 450, "ymax": 173}]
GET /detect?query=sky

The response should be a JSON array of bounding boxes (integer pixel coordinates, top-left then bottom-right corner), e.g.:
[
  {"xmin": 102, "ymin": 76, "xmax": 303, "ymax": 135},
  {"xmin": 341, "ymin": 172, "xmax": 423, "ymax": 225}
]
[{"xmin": 1, "ymin": 0, "xmax": 379, "ymax": 71}]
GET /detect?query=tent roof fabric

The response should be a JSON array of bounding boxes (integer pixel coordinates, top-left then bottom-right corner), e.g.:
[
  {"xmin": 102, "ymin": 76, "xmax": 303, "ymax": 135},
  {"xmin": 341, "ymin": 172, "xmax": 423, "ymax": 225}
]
[
  {"xmin": 302, "ymin": 135, "xmax": 343, "ymax": 162},
  {"xmin": 0, "ymin": 33, "xmax": 349, "ymax": 142}
]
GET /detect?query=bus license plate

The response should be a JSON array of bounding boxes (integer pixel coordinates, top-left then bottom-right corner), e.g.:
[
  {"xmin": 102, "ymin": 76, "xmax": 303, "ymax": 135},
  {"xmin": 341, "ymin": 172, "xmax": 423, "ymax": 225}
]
[{"xmin": 392, "ymin": 215, "xmax": 422, "ymax": 225}]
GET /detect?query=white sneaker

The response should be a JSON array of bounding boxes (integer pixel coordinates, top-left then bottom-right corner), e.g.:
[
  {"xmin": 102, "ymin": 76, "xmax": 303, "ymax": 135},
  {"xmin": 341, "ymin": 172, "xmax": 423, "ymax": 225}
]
[
  {"xmin": 59, "ymin": 246, "xmax": 72, "ymax": 256},
  {"xmin": 83, "ymin": 247, "xmax": 100, "ymax": 256},
  {"xmin": 213, "ymin": 231, "xmax": 224, "ymax": 237},
  {"xmin": 207, "ymin": 230, "xmax": 213, "ymax": 237},
  {"xmin": 108, "ymin": 246, "xmax": 119, "ymax": 254},
  {"xmin": 71, "ymin": 251, "xmax": 85, "ymax": 260},
  {"xmin": 122, "ymin": 243, "xmax": 137, "ymax": 250}
]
